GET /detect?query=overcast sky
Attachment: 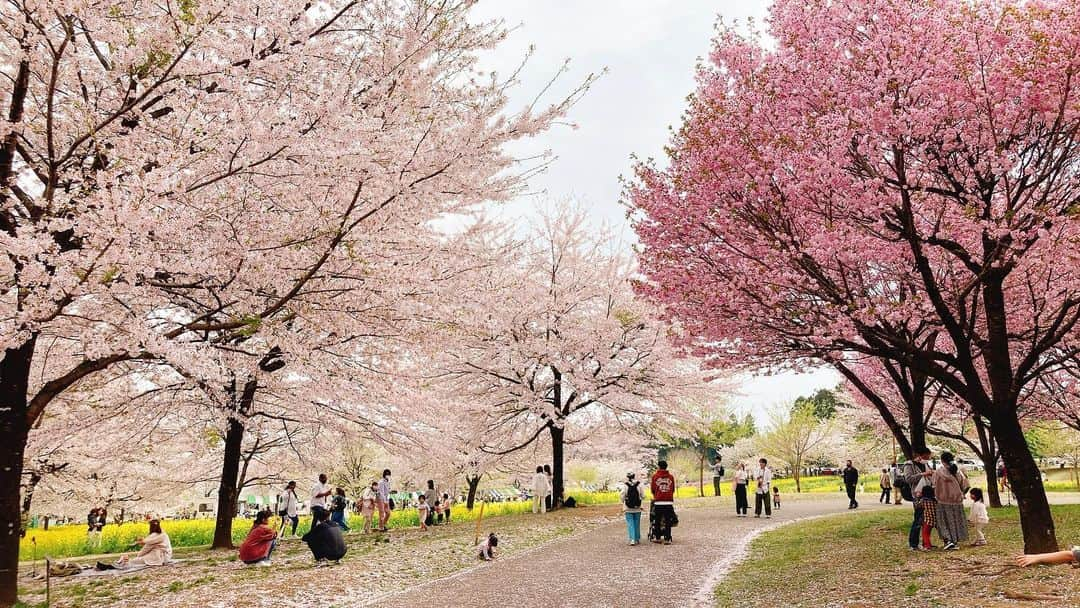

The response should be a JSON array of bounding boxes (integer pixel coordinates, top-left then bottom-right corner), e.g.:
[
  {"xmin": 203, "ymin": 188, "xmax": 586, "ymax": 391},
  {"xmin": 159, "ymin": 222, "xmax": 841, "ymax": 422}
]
[{"xmin": 471, "ymin": 1, "xmax": 840, "ymax": 425}]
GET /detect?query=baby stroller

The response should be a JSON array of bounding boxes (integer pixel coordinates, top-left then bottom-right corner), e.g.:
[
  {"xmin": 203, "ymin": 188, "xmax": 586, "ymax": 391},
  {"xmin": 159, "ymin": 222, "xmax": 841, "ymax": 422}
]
[{"xmin": 646, "ymin": 502, "xmax": 678, "ymax": 542}]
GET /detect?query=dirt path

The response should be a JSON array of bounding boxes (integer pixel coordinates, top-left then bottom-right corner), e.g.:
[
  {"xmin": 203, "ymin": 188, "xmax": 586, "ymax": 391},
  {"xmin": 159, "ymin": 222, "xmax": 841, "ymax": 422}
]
[{"xmin": 371, "ymin": 495, "xmax": 890, "ymax": 607}]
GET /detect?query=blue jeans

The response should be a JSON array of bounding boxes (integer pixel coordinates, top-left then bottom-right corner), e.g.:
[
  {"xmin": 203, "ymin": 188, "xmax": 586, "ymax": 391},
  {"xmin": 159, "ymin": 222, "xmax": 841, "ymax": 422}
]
[
  {"xmin": 331, "ymin": 510, "xmax": 349, "ymax": 531},
  {"xmin": 624, "ymin": 512, "xmax": 641, "ymax": 543},
  {"xmin": 243, "ymin": 538, "xmax": 277, "ymax": 564},
  {"xmin": 909, "ymin": 505, "xmax": 924, "ymax": 548}
]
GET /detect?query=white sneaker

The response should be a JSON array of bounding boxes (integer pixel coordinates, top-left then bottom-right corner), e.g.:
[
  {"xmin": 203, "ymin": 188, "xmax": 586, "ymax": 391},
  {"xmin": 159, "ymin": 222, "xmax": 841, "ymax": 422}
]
[
  {"xmin": 257, "ymin": 560, "xmax": 272, "ymax": 567},
  {"xmin": 315, "ymin": 559, "xmax": 329, "ymax": 567}
]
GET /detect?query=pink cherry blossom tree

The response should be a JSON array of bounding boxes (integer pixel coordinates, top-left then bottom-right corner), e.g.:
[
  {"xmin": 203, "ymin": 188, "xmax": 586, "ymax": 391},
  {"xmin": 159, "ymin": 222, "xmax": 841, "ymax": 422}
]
[
  {"xmin": 418, "ymin": 204, "xmax": 707, "ymax": 506},
  {"xmin": 0, "ymin": 1, "xmax": 592, "ymax": 598},
  {"xmin": 629, "ymin": 0, "xmax": 1080, "ymax": 552}
]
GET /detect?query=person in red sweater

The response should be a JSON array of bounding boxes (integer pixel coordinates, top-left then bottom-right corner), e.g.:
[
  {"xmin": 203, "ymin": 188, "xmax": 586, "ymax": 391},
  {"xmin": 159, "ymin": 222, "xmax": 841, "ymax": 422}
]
[
  {"xmin": 239, "ymin": 511, "xmax": 278, "ymax": 566},
  {"xmin": 650, "ymin": 460, "xmax": 677, "ymax": 545}
]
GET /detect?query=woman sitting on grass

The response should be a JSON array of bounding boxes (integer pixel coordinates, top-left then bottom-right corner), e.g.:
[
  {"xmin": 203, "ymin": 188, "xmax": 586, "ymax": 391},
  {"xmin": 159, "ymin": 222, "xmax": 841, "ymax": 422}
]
[
  {"xmin": 1016, "ymin": 546, "xmax": 1080, "ymax": 568},
  {"xmin": 239, "ymin": 511, "xmax": 278, "ymax": 566},
  {"xmin": 118, "ymin": 519, "xmax": 173, "ymax": 567}
]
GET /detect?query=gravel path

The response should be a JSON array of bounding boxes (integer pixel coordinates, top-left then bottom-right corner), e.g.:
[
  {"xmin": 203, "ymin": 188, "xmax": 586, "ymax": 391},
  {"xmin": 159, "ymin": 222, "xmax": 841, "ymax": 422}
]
[{"xmin": 373, "ymin": 495, "xmax": 892, "ymax": 607}]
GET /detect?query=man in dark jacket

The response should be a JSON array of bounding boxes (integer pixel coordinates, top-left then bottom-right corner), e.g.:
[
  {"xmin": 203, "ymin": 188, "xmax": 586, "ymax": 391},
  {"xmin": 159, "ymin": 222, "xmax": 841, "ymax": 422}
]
[
  {"xmin": 301, "ymin": 509, "xmax": 347, "ymax": 565},
  {"xmin": 842, "ymin": 460, "xmax": 859, "ymax": 509}
]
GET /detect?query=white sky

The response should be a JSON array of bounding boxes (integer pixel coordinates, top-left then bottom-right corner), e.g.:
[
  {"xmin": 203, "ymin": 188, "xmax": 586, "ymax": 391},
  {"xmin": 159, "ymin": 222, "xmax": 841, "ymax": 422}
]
[{"xmin": 471, "ymin": 1, "xmax": 840, "ymax": 424}]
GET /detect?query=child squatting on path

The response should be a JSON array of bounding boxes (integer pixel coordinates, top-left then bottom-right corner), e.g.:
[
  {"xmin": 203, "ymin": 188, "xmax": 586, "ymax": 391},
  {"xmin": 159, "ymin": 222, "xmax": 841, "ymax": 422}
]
[
  {"xmin": 772, "ymin": 486, "xmax": 780, "ymax": 510},
  {"xmin": 968, "ymin": 488, "xmax": 989, "ymax": 547},
  {"xmin": 478, "ymin": 533, "xmax": 499, "ymax": 561}
]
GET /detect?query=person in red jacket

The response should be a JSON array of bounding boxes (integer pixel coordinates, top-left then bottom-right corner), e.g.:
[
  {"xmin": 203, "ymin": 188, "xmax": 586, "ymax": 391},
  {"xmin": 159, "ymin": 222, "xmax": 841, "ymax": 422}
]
[
  {"xmin": 650, "ymin": 460, "xmax": 677, "ymax": 544},
  {"xmin": 239, "ymin": 511, "xmax": 278, "ymax": 566}
]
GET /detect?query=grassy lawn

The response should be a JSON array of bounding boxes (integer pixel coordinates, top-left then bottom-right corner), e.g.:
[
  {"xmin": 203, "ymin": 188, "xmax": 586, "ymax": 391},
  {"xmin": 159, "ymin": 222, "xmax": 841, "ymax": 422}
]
[
  {"xmin": 17, "ymin": 503, "xmax": 623, "ymax": 608},
  {"xmin": 715, "ymin": 504, "xmax": 1080, "ymax": 608}
]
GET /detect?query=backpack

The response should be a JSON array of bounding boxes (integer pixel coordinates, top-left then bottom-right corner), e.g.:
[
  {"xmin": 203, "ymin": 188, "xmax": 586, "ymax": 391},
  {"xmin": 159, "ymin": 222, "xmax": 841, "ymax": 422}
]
[
  {"xmin": 896, "ymin": 462, "xmax": 924, "ymax": 503},
  {"xmin": 624, "ymin": 482, "xmax": 642, "ymax": 509},
  {"xmin": 718, "ymin": 465, "xmax": 726, "ymax": 477}
]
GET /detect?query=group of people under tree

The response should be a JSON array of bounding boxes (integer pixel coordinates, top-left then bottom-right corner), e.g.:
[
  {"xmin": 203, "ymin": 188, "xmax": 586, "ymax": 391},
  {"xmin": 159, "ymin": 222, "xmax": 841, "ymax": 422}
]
[{"xmin": 899, "ymin": 448, "xmax": 987, "ymax": 551}]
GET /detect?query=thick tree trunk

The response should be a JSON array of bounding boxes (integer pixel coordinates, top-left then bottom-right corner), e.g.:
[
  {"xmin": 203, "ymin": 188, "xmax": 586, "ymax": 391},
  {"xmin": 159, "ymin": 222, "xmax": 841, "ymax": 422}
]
[
  {"xmin": 465, "ymin": 475, "xmax": 481, "ymax": 510},
  {"xmin": 992, "ymin": 411, "xmax": 1057, "ymax": 553},
  {"xmin": 211, "ymin": 417, "xmax": 245, "ymax": 549},
  {"xmin": 549, "ymin": 425, "xmax": 565, "ymax": 508},
  {"xmin": 1, "ymin": 338, "xmax": 35, "ymax": 608}
]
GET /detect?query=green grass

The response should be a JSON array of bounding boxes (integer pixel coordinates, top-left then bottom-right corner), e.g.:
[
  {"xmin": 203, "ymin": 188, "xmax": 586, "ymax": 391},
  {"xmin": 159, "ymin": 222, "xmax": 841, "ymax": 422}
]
[{"xmin": 714, "ymin": 504, "xmax": 1080, "ymax": 608}]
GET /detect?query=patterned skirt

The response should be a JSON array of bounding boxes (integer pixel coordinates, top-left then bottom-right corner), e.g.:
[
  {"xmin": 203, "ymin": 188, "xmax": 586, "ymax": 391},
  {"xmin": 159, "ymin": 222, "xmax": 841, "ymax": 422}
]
[{"xmin": 936, "ymin": 503, "xmax": 969, "ymax": 543}]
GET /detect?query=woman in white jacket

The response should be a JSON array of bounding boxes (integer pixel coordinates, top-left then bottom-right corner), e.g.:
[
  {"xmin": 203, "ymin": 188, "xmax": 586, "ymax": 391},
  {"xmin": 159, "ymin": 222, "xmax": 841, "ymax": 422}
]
[
  {"xmin": 121, "ymin": 519, "xmax": 173, "ymax": 567},
  {"xmin": 532, "ymin": 466, "xmax": 550, "ymax": 514}
]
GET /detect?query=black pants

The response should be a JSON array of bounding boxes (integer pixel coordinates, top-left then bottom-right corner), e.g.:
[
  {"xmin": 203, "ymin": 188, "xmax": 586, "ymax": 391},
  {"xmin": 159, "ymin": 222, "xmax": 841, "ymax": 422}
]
[
  {"xmin": 879, "ymin": 487, "xmax": 891, "ymax": 503},
  {"xmin": 846, "ymin": 484, "xmax": 858, "ymax": 508},
  {"xmin": 651, "ymin": 504, "xmax": 675, "ymax": 541},
  {"xmin": 713, "ymin": 477, "xmax": 722, "ymax": 497},
  {"xmin": 754, "ymin": 492, "xmax": 771, "ymax": 516},
  {"xmin": 735, "ymin": 484, "xmax": 748, "ymax": 515}
]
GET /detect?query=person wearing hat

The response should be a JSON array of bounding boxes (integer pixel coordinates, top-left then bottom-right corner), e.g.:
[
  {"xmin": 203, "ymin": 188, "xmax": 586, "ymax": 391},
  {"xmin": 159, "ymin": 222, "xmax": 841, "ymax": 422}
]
[
  {"xmin": 620, "ymin": 472, "xmax": 645, "ymax": 546},
  {"xmin": 277, "ymin": 480, "xmax": 301, "ymax": 537}
]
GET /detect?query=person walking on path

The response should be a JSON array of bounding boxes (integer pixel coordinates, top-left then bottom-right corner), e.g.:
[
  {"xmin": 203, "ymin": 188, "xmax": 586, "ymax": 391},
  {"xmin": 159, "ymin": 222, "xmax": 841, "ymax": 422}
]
[
  {"xmin": 753, "ymin": 458, "xmax": 772, "ymax": 519},
  {"xmin": 842, "ymin": 460, "xmax": 859, "ymax": 509},
  {"xmin": 711, "ymin": 457, "xmax": 724, "ymax": 497},
  {"xmin": 310, "ymin": 473, "xmax": 332, "ymax": 523},
  {"xmin": 968, "ymin": 488, "xmax": 989, "ymax": 546},
  {"xmin": 377, "ymin": 469, "xmax": 392, "ymax": 532},
  {"xmin": 879, "ymin": 467, "xmax": 892, "ymax": 504},
  {"xmin": 277, "ymin": 481, "xmax": 301, "ymax": 537},
  {"xmin": 650, "ymin": 460, "xmax": 677, "ymax": 544},
  {"xmin": 621, "ymin": 472, "xmax": 644, "ymax": 545},
  {"xmin": 732, "ymin": 462, "xmax": 749, "ymax": 517},
  {"xmin": 933, "ymin": 451, "xmax": 969, "ymax": 550},
  {"xmin": 532, "ymin": 466, "xmax": 550, "ymax": 514},
  {"xmin": 901, "ymin": 446, "xmax": 935, "ymax": 550},
  {"xmin": 330, "ymin": 487, "xmax": 350, "ymax": 531}
]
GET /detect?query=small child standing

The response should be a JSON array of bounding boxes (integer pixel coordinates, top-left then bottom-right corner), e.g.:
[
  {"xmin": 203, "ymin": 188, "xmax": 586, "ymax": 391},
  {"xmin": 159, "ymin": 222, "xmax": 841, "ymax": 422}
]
[
  {"xmin": 772, "ymin": 486, "xmax": 781, "ymax": 510},
  {"xmin": 968, "ymin": 487, "xmax": 989, "ymax": 546},
  {"xmin": 477, "ymin": 532, "xmax": 498, "ymax": 561},
  {"xmin": 919, "ymin": 486, "xmax": 938, "ymax": 550},
  {"xmin": 417, "ymin": 495, "xmax": 430, "ymax": 531}
]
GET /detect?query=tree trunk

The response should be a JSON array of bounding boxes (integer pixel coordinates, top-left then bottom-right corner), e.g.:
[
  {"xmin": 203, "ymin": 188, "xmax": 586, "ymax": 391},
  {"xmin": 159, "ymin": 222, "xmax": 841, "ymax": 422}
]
[
  {"xmin": 465, "ymin": 475, "xmax": 481, "ymax": 510},
  {"xmin": 983, "ymin": 458, "xmax": 1001, "ymax": 508},
  {"xmin": 19, "ymin": 470, "xmax": 41, "ymax": 538},
  {"xmin": 698, "ymin": 452, "xmax": 705, "ymax": 497},
  {"xmin": 549, "ymin": 425, "xmax": 565, "ymax": 508},
  {"xmin": 993, "ymin": 411, "xmax": 1057, "ymax": 553},
  {"xmin": 211, "ymin": 416, "xmax": 245, "ymax": 549},
  {"xmin": 973, "ymin": 417, "xmax": 1002, "ymax": 508},
  {"xmin": 1, "ymin": 338, "xmax": 35, "ymax": 608}
]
